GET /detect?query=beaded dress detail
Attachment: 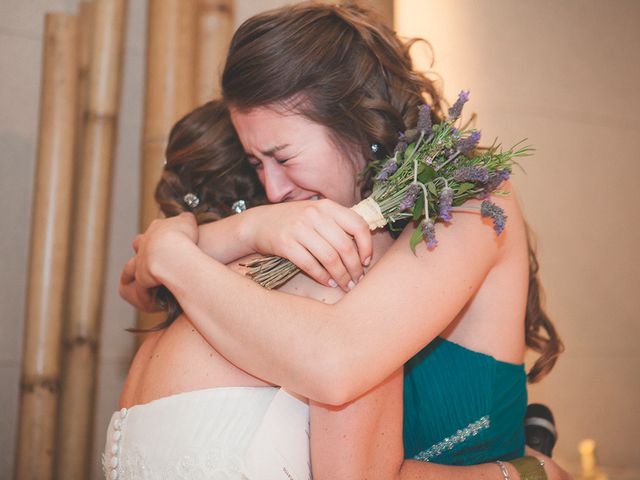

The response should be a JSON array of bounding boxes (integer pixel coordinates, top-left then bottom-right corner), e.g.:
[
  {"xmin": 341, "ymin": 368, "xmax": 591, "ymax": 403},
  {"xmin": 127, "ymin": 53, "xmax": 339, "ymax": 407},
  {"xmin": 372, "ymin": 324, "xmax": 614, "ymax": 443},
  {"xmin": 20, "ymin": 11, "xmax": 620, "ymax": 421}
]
[{"xmin": 403, "ymin": 337, "xmax": 527, "ymax": 465}]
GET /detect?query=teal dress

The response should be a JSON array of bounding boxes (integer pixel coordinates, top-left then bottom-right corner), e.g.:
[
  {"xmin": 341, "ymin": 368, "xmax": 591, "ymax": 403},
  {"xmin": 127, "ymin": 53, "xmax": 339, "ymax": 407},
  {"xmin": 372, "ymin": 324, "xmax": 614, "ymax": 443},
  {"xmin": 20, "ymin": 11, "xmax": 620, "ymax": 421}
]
[{"xmin": 403, "ymin": 337, "xmax": 527, "ymax": 465}]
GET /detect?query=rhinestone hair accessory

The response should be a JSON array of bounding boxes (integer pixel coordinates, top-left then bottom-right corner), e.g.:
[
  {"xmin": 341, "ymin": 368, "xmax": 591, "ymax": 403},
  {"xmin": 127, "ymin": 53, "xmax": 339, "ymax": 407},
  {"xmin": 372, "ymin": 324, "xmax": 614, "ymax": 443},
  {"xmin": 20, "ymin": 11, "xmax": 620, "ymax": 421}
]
[
  {"xmin": 231, "ymin": 199, "xmax": 247, "ymax": 214},
  {"xmin": 183, "ymin": 193, "xmax": 200, "ymax": 209}
]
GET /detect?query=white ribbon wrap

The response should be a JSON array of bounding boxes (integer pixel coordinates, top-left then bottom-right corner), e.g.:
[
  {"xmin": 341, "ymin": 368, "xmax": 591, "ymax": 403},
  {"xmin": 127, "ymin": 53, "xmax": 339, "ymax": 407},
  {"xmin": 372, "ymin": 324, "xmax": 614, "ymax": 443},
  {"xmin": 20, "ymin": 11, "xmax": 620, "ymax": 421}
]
[{"xmin": 351, "ymin": 197, "xmax": 387, "ymax": 230}]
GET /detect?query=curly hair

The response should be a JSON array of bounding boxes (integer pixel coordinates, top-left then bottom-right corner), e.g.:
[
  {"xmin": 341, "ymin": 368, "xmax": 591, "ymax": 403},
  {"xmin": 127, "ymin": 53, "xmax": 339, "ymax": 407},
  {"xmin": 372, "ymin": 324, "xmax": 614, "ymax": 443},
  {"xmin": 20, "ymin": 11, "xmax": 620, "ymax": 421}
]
[
  {"xmin": 130, "ymin": 100, "xmax": 266, "ymax": 332},
  {"xmin": 222, "ymin": 1, "xmax": 445, "ymax": 196}
]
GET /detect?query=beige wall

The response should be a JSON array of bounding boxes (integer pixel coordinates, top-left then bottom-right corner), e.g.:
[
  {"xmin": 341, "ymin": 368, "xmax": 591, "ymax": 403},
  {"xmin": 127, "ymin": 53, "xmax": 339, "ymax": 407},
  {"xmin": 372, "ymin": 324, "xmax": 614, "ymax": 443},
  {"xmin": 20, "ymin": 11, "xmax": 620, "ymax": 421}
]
[
  {"xmin": 1, "ymin": 0, "xmax": 638, "ymax": 479},
  {"xmin": 396, "ymin": 0, "xmax": 640, "ymax": 477}
]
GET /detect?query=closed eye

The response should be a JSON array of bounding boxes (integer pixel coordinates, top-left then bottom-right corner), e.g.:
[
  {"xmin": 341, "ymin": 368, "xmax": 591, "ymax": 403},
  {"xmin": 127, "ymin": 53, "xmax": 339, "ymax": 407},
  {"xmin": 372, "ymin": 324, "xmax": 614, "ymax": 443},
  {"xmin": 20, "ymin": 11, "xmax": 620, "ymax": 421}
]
[{"xmin": 246, "ymin": 155, "xmax": 262, "ymax": 170}]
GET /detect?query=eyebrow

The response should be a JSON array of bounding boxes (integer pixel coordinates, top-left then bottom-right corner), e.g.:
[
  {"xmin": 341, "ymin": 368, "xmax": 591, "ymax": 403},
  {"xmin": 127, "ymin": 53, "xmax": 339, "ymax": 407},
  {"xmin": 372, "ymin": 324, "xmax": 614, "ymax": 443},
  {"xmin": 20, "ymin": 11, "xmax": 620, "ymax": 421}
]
[{"xmin": 245, "ymin": 144, "xmax": 290, "ymax": 157}]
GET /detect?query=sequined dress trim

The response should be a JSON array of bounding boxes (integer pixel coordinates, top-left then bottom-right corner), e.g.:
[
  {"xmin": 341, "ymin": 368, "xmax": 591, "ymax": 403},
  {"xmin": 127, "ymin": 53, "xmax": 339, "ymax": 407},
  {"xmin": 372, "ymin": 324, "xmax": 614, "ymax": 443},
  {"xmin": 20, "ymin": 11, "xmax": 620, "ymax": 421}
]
[{"xmin": 413, "ymin": 415, "xmax": 490, "ymax": 462}]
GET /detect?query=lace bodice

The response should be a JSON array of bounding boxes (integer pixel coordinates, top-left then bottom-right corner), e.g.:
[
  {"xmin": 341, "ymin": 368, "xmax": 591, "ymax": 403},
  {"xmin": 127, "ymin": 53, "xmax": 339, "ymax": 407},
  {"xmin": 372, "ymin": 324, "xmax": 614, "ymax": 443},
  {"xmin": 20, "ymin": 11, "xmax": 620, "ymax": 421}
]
[{"xmin": 102, "ymin": 387, "xmax": 310, "ymax": 480}]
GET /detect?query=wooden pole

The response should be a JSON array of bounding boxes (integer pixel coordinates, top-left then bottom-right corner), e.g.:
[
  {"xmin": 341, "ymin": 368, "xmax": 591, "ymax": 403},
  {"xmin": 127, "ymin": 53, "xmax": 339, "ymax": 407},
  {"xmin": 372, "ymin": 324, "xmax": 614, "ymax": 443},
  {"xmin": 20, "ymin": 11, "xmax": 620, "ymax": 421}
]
[
  {"xmin": 55, "ymin": 0, "xmax": 128, "ymax": 478},
  {"xmin": 72, "ymin": 1, "xmax": 95, "ymax": 174},
  {"xmin": 14, "ymin": 13, "xmax": 78, "ymax": 480},
  {"xmin": 138, "ymin": 0, "xmax": 198, "ymax": 331},
  {"xmin": 195, "ymin": 0, "xmax": 234, "ymax": 103}
]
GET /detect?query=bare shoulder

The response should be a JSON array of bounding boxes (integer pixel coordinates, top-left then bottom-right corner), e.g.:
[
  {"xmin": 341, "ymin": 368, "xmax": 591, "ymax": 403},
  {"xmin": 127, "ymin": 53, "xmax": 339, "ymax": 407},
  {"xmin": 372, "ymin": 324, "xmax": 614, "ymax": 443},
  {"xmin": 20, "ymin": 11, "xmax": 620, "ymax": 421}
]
[
  {"xmin": 387, "ymin": 180, "xmax": 526, "ymax": 264},
  {"xmin": 333, "ymin": 182, "xmax": 529, "ymax": 362}
]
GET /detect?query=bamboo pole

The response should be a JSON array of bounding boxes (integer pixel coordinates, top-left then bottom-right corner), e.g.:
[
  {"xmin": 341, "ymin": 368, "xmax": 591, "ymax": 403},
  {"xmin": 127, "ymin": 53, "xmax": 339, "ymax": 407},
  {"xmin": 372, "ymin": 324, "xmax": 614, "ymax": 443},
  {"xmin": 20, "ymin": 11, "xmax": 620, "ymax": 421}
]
[
  {"xmin": 55, "ymin": 0, "xmax": 128, "ymax": 478},
  {"xmin": 14, "ymin": 13, "xmax": 78, "ymax": 480},
  {"xmin": 195, "ymin": 0, "xmax": 234, "ymax": 103},
  {"xmin": 138, "ymin": 0, "xmax": 198, "ymax": 331},
  {"xmin": 72, "ymin": 2, "xmax": 95, "ymax": 173}
]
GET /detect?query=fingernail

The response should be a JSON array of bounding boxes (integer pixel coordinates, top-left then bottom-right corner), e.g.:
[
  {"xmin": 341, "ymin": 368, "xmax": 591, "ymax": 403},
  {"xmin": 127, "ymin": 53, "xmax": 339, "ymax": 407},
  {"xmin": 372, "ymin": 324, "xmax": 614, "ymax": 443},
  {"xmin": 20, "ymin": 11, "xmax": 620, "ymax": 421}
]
[
  {"xmin": 363, "ymin": 256, "xmax": 371, "ymax": 266},
  {"xmin": 348, "ymin": 280, "xmax": 355, "ymax": 290},
  {"xmin": 328, "ymin": 279, "xmax": 338, "ymax": 288},
  {"xmin": 358, "ymin": 274, "xmax": 364, "ymax": 282}
]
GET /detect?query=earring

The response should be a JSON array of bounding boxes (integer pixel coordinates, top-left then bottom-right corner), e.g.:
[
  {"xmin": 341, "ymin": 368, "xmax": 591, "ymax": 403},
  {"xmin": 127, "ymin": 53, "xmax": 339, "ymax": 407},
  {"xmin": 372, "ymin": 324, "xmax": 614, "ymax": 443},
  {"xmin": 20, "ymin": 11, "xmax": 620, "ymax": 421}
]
[{"xmin": 370, "ymin": 143, "xmax": 380, "ymax": 153}]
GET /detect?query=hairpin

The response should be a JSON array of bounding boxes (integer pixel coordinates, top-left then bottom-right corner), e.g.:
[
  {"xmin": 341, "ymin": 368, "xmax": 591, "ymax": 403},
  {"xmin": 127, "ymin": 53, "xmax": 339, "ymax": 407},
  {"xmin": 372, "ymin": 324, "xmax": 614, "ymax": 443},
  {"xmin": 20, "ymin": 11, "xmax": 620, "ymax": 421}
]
[
  {"xmin": 231, "ymin": 199, "xmax": 247, "ymax": 213},
  {"xmin": 183, "ymin": 192, "xmax": 200, "ymax": 209}
]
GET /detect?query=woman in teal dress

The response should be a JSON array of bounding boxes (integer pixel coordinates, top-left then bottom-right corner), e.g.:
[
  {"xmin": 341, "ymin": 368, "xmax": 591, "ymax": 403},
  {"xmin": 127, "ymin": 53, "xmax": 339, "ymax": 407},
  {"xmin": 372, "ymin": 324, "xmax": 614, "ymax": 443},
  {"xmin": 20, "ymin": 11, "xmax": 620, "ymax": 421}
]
[{"xmin": 123, "ymin": 3, "xmax": 565, "ymax": 477}]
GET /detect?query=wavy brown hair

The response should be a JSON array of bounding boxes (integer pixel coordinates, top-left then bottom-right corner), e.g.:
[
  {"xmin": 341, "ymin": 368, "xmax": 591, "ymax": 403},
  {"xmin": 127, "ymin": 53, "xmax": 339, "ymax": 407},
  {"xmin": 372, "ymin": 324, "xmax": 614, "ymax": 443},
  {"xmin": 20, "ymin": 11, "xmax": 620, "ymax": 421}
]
[
  {"xmin": 222, "ymin": 1, "xmax": 445, "ymax": 196},
  {"xmin": 220, "ymin": 1, "xmax": 562, "ymax": 381},
  {"xmin": 129, "ymin": 100, "xmax": 266, "ymax": 332}
]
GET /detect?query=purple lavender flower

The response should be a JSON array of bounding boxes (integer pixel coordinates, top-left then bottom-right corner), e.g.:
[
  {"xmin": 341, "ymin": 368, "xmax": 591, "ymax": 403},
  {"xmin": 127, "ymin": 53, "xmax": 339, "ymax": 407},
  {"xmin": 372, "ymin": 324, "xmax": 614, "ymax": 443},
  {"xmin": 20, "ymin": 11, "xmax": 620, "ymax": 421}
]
[
  {"xmin": 376, "ymin": 158, "xmax": 398, "ymax": 181},
  {"xmin": 394, "ymin": 140, "xmax": 408, "ymax": 154},
  {"xmin": 438, "ymin": 186, "xmax": 454, "ymax": 221},
  {"xmin": 453, "ymin": 165, "xmax": 489, "ymax": 183},
  {"xmin": 399, "ymin": 183, "xmax": 421, "ymax": 211},
  {"xmin": 422, "ymin": 219, "xmax": 438, "ymax": 249},
  {"xmin": 403, "ymin": 128, "xmax": 419, "ymax": 144},
  {"xmin": 456, "ymin": 130, "xmax": 481, "ymax": 154},
  {"xmin": 485, "ymin": 169, "xmax": 511, "ymax": 192},
  {"xmin": 448, "ymin": 90, "xmax": 470, "ymax": 120},
  {"xmin": 417, "ymin": 104, "xmax": 432, "ymax": 136},
  {"xmin": 480, "ymin": 200, "xmax": 507, "ymax": 235}
]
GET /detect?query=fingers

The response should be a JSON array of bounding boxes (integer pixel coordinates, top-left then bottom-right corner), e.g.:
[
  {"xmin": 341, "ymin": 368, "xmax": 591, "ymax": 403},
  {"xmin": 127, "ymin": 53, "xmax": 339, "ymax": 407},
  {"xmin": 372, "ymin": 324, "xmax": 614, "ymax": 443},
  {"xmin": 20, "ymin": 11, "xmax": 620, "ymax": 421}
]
[
  {"xmin": 120, "ymin": 257, "xmax": 137, "ymax": 285},
  {"xmin": 332, "ymin": 207, "xmax": 373, "ymax": 267},
  {"xmin": 119, "ymin": 257, "xmax": 160, "ymax": 312},
  {"xmin": 291, "ymin": 200, "xmax": 372, "ymax": 290},
  {"xmin": 311, "ymin": 220, "xmax": 363, "ymax": 290},
  {"xmin": 295, "ymin": 229, "xmax": 353, "ymax": 290},
  {"xmin": 282, "ymin": 242, "xmax": 334, "ymax": 288},
  {"xmin": 135, "ymin": 282, "xmax": 157, "ymax": 311},
  {"xmin": 132, "ymin": 234, "xmax": 143, "ymax": 253}
]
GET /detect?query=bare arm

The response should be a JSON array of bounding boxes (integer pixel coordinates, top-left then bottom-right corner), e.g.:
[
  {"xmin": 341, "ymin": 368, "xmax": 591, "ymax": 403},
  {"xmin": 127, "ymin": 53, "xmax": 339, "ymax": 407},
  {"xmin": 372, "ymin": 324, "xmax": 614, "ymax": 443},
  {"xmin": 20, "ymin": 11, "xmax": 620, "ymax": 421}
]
[
  {"xmin": 143, "ymin": 201, "xmax": 501, "ymax": 405},
  {"xmin": 196, "ymin": 208, "xmax": 258, "ymax": 263},
  {"xmin": 312, "ymin": 367, "xmax": 566, "ymax": 480}
]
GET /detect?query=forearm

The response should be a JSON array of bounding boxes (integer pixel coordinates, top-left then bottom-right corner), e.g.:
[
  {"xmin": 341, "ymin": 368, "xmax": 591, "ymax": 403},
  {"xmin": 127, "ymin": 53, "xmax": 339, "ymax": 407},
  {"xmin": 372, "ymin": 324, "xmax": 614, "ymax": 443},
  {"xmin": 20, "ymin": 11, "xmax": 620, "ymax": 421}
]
[
  {"xmin": 196, "ymin": 207, "xmax": 258, "ymax": 263},
  {"xmin": 396, "ymin": 460, "xmax": 518, "ymax": 480},
  {"xmin": 156, "ymin": 220, "xmax": 495, "ymax": 404},
  {"xmin": 155, "ymin": 237, "xmax": 358, "ymax": 404},
  {"xmin": 311, "ymin": 367, "xmax": 520, "ymax": 480}
]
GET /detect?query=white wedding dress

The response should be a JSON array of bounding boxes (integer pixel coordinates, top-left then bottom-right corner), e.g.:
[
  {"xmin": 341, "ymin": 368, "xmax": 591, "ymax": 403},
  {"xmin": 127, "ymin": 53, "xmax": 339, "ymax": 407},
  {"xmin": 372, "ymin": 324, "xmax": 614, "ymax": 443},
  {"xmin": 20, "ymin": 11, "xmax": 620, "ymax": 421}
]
[{"xmin": 102, "ymin": 386, "xmax": 310, "ymax": 480}]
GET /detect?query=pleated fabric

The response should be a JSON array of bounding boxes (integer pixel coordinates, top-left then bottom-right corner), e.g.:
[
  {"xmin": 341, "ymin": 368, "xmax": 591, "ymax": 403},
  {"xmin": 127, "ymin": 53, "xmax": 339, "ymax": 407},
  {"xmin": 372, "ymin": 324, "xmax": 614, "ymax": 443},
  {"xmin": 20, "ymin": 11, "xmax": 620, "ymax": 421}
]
[{"xmin": 403, "ymin": 337, "xmax": 527, "ymax": 465}]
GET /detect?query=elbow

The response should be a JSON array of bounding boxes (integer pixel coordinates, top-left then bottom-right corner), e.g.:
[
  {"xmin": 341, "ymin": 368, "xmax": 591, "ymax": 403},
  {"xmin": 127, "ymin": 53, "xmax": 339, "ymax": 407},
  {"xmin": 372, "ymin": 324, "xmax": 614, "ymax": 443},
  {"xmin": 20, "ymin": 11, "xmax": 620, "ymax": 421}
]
[
  {"xmin": 308, "ymin": 348, "xmax": 363, "ymax": 406},
  {"xmin": 313, "ymin": 380, "xmax": 356, "ymax": 407}
]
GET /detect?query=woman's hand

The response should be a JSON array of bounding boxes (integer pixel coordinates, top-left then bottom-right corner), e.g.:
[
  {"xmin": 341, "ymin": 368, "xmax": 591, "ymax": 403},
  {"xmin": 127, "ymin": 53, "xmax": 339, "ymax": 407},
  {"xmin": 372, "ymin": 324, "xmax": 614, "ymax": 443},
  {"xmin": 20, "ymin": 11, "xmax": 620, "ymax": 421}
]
[
  {"xmin": 247, "ymin": 199, "xmax": 373, "ymax": 291},
  {"xmin": 118, "ymin": 255, "xmax": 163, "ymax": 312},
  {"xmin": 118, "ymin": 213, "xmax": 199, "ymax": 310},
  {"xmin": 132, "ymin": 212, "xmax": 199, "ymax": 287}
]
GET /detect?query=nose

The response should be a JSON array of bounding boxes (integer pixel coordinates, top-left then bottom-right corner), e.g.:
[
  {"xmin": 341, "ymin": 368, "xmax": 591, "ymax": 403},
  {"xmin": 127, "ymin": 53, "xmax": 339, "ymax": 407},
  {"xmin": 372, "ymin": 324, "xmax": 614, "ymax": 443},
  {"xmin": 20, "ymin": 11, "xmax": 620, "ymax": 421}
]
[{"xmin": 261, "ymin": 161, "xmax": 295, "ymax": 203}]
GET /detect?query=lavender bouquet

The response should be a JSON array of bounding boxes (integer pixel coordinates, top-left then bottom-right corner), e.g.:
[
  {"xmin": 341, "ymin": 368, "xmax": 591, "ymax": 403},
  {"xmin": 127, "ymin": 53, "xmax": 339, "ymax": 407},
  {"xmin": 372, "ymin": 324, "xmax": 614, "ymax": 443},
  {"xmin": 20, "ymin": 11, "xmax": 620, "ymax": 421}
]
[{"xmin": 244, "ymin": 91, "xmax": 532, "ymax": 289}]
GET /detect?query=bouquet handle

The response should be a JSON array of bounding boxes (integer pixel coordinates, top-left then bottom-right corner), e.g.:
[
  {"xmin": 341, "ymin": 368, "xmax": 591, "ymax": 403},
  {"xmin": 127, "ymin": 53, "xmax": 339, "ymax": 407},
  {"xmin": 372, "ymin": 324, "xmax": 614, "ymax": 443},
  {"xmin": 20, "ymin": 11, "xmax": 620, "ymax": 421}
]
[{"xmin": 351, "ymin": 197, "xmax": 387, "ymax": 230}]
